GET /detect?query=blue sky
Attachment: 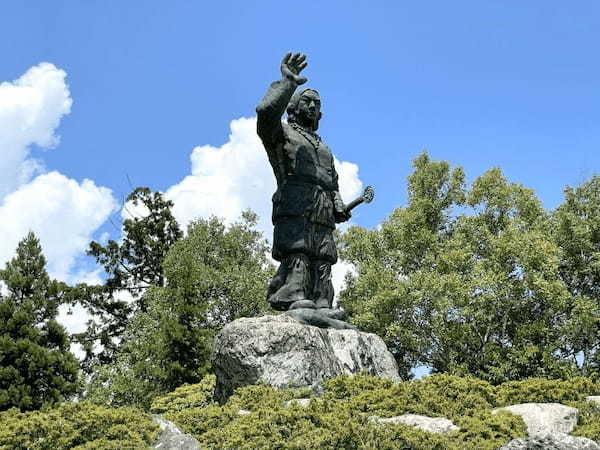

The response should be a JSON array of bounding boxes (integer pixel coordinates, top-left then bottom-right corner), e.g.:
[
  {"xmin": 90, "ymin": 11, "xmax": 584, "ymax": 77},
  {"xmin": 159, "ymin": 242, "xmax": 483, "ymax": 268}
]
[{"xmin": 1, "ymin": 2, "xmax": 600, "ymax": 341}]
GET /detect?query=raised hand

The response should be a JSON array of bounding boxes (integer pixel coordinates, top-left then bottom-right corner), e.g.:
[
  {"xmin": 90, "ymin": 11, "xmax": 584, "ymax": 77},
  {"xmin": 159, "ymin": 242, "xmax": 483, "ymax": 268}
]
[{"xmin": 280, "ymin": 52, "xmax": 308, "ymax": 85}]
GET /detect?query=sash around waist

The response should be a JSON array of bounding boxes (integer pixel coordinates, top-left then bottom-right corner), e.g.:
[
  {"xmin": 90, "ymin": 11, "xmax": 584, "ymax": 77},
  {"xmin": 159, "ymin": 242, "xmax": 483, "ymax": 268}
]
[
  {"xmin": 271, "ymin": 180, "xmax": 335, "ymax": 227},
  {"xmin": 280, "ymin": 175, "xmax": 336, "ymax": 192}
]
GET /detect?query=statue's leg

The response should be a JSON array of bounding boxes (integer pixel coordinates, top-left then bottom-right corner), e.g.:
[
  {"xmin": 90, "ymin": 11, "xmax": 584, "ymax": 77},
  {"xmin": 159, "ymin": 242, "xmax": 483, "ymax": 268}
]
[
  {"xmin": 267, "ymin": 253, "xmax": 312, "ymax": 311},
  {"xmin": 312, "ymin": 260, "xmax": 334, "ymax": 309},
  {"xmin": 311, "ymin": 225, "xmax": 338, "ymax": 309},
  {"xmin": 266, "ymin": 263, "xmax": 286, "ymax": 300}
]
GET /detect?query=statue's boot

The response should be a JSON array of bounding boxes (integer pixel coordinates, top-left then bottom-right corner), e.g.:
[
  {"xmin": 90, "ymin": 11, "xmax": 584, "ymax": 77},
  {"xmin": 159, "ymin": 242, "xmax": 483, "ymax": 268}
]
[
  {"xmin": 268, "ymin": 254, "xmax": 313, "ymax": 311},
  {"xmin": 312, "ymin": 261, "xmax": 347, "ymax": 320},
  {"xmin": 312, "ymin": 260, "xmax": 334, "ymax": 309},
  {"xmin": 316, "ymin": 308, "xmax": 346, "ymax": 320}
]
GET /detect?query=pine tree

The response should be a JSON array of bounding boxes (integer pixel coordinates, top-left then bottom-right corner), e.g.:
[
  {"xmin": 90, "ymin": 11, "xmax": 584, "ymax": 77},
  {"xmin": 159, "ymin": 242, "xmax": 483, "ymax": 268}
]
[
  {"xmin": 0, "ymin": 232, "xmax": 79, "ymax": 411},
  {"xmin": 74, "ymin": 187, "xmax": 183, "ymax": 372}
]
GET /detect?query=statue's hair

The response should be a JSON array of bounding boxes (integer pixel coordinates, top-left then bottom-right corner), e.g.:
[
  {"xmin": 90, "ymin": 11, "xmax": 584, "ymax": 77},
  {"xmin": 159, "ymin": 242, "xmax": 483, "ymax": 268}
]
[{"xmin": 286, "ymin": 88, "xmax": 321, "ymax": 131}]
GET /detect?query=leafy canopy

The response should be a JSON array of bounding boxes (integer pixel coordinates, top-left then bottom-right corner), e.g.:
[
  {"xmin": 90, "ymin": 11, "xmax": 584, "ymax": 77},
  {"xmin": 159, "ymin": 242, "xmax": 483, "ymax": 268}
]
[
  {"xmin": 340, "ymin": 153, "xmax": 588, "ymax": 382},
  {"xmin": 85, "ymin": 211, "xmax": 274, "ymax": 409}
]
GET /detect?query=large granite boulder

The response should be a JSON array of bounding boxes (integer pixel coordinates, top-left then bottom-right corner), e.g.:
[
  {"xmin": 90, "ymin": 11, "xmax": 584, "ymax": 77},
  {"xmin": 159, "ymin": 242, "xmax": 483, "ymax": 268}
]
[
  {"xmin": 492, "ymin": 403, "xmax": 578, "ymax": 436},
  {"xmin": 212, "ymin": 314, "xmax": 400, "ymax": 403},
  {"xmin": 494, "ymin": 402, "xmax": 600, "ymax": 450}
]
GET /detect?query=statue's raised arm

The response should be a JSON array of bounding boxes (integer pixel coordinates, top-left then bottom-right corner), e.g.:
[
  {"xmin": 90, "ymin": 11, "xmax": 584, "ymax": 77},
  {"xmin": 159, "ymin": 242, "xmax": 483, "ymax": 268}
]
[{"xmin": 256, "ymin": 53, "xmax": 308, "ymax": 186}]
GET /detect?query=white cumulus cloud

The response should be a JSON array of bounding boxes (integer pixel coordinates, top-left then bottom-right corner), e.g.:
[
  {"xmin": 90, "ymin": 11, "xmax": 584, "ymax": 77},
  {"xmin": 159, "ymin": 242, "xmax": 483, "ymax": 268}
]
[
  {"xmin": 165, "ymin": 117, "xmax": 363, "ymax": 237},
  {"xmin": 0, "ymin": 63, "xmax": 118, "ymax": 341},
  {"xmin": 0, "ymin": 63, "xmax": 72, "ymax": 198},
  {"xmin": 0, "ymin": 172, "xmax": 117, "ymax": 281}
]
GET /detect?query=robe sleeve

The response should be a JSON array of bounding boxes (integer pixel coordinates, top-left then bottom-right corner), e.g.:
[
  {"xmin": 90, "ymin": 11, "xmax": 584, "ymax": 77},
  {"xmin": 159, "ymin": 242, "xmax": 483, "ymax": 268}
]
[{"xmin": 256, "ymin": 78, "xmax": 297, "ymax": 185}]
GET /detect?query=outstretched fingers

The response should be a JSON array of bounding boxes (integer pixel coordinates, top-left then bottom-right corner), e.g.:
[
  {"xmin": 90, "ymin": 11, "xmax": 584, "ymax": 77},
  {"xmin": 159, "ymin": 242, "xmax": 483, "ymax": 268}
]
[
  {"xmin": 281, "ymin": 52, "xmax": 292, "ymax": 67},
  {"xmin": 281, "ymin": 52, "xmax": 308, "ymax": 84}
]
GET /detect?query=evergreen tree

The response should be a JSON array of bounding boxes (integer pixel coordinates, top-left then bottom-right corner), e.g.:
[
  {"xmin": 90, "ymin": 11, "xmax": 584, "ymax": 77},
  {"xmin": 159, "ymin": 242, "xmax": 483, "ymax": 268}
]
[
  {"xmin": 0, "ymin": 232, "xmax": 79, "ymax": 411},
  {"xmin": 73, "ymin": 187, "xmax": 183, "ymax": 372}
]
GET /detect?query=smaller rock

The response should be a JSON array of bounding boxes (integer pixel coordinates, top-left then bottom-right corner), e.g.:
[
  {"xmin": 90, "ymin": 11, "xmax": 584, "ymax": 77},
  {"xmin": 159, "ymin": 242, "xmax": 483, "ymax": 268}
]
[
  {"xmin": 284, "ymin": 398, "xmax": 311, "ymax": 408},
  {"xmin": 152, "ymin": 416, "xmax": 201, "ymax": 450},
  {"xmin": 500, "ymin": 432, "xmax": 600, "ymax": 450},
  {"xmin": 587, "ymin": 396, "xmax": 600, "ymax": 407},
  {"xmin": 237, "ymin": 409, "xmax": 251, "ymax": 415},
  {"xmin": 492, "ymin": 403, "xmax": 578, "ymax": 436},
  {"xmin": 370, "ymin": 414, "xmax": 459, "ymax": 434}
]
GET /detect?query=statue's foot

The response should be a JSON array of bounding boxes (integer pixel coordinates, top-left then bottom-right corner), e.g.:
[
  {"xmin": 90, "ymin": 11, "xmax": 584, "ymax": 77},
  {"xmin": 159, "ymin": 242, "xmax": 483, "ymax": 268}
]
[
  {"xmin": 286, "ymin": 308, "xmax": 357, "ymax": 330},
  {"xmin": 316, "ymin": 308, "xmax": 346, "ymax": 321},
  {"xmin": 268, "ymin": 287, "xmax": 307, "ymax": 311},
  {"xmin": 289, "ymin": 299, "xmax": 317, "ymax": 310}
]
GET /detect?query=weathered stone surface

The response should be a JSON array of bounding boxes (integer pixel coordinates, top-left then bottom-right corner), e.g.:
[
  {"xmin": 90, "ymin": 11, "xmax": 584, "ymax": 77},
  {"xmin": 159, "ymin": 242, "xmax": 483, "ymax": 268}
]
[
  {"xmin": 499, "ymin": 432, "xmax": 600, "ymax": 450},
  {"xmin": 370, "ymin": 414, "xmax": 459, "ymax": 434},
  {"xmin": 212, "ymin": 314, "xmax": 400, "ymax": 403},
  {"xmin": 152, "ymin": 416, "xmax": 200, "ymax": 449},
  {"xmin": 492, "ymin": 403, "xmax": 578, "ymax": 436},
  {"xmin": 587, "ymin": 396, "xmax": 600, "ymax": 407}
]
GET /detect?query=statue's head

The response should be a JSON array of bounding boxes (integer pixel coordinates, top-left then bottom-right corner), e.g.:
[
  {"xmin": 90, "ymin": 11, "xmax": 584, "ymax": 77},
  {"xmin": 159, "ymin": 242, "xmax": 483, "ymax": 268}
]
[{"xmin": 287, "ymin": 88, "xmax": 322, "ymax": 131}]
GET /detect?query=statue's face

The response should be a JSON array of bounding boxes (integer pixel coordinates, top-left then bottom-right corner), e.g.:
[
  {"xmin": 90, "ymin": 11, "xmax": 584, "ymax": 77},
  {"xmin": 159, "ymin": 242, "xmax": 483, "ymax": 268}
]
[{"xmin": 295, "ymin": 90, "xmax": 321, "ymax": 129}]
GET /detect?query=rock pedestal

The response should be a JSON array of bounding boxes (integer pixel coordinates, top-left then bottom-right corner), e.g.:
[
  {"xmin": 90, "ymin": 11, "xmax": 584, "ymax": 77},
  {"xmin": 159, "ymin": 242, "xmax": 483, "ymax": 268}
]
[{"xmin": 211, "ymin": 314, "xmax": 400, "ymax": 403}]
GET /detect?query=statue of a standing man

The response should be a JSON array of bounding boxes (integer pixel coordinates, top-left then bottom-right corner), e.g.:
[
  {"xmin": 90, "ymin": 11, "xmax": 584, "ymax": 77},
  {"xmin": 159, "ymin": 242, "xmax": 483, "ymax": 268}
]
[{"xmin": 256, "ymin": 53, "xmax": 350, "ymax": 318}]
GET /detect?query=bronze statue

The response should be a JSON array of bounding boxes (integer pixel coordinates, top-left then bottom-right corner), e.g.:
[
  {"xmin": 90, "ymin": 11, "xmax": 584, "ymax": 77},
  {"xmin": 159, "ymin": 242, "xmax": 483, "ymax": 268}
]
[{"xmin": 256, "ymin": 52, "xmax": 373, "ymax": 328}]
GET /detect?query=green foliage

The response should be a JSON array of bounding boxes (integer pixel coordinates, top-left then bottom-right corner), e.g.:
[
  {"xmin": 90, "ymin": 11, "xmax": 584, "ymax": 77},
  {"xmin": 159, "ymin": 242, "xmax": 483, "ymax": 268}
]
[
  {"xmin": 150, "ymin": 374, "xmax": 600, "ymax": 449},
  {"xmin": 89, "ymin": 186, "xmax": 183, "ymax": 299},
  {"xmin": 161, "ymin": 210, "xmax": 273, "ymax": 331},
  {"xmin": 85, "ymin": 211, "xmax": 274, "ymax": 409},
  {"xmin": 4, "ymin": 374, "xmax": 599, "ymax": 449},
  {"xmin": 570, "ymin": 399, "xmax": 600, "ymax": 442},
  {"xmin": 0, "ymin": 232, "xmax": 79, "ymax": 411},
  {"xmin": 150, "ymin": 374, "xmax": 216, "ymax": 414},
  {"xmin": 339, "ymin": 152, "xmax": 584, "ymax": 383},
  {"xmin": 0, "ymin": 402, "xmax": 158, "ymax": 449},
  {"xmin": 75, "ymin": 187, "xmax": 183, "ymax": 373},
  {"xmin": 553, "ymin": 176, "xmax": 600, "ymax": 373},
  {"xmin": 495, "ymin": 377, "xmax": 600, "ymax": 405}
]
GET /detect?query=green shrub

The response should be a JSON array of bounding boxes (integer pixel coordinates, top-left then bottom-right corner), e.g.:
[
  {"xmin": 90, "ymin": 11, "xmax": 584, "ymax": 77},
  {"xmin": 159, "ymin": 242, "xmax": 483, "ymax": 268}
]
[
  {"xmin": 160, "ymin": 375, "xmax": 527, "ymax": 449},
  {"xmin": 569, "ymin": 399, "xmax": 600, "ymax": 442},
  {"xmin": 495, "ymin": 377, "xmax": 600, "ymax": 406},
  {"xmin": 155, "ymin": 374, "xmax": 600, "ymax": 449},
  {"xmin": 150, "ymin": 374, "xmax": 216, "ymax": 414},
  {"xmin": 0, "ymin": 402, "xmax": 159, "ymax": 450},
  {"xmin": 7, "ymin": 374, "xmax": 597, "ymax": 449}
]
